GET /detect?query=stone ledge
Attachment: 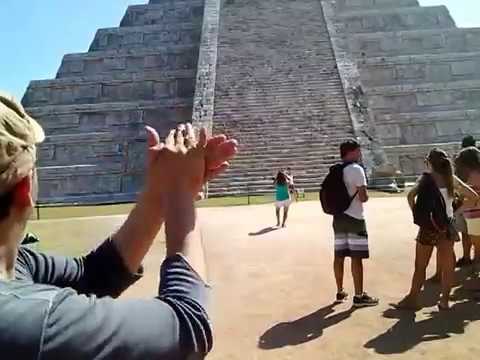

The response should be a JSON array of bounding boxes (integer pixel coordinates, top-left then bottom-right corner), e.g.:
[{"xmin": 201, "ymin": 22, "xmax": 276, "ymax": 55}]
[
  {"xmin": 121, "ymin": 2, "xmax": 204, "ymax": 27},
  {"xmin": 337, "ymin": 6, "xmax": 454, "ymax": 34},
  {"xmin": 26, "ymin": 98, "xmax": 193, "ymax": 116},
  {"xmin": 369, "ymin": 79, "xmax": 480, "ymax": 95},
  {"xmin": 28, "ymin": 70, "xmax": 196, "ymax": 88},
  {"xmin": 62, "ymin": 45, "xmax": 197, "ymax": 61},
  {"xmin": 334, "ymin": 0, "xmax": 419, "ymax": 12}
]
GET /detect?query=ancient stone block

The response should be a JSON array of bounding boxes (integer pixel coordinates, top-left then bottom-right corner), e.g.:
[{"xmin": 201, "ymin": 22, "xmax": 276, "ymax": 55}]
[
  {"xmin": 451, "ymin": 61, "xmax": 476, "ymax": 76},
  {"xmin": 177, "ymin": 78, "xmax": 195, "ymax": 97},
  {"xmin": 416, "ymin": 91, "xmax": 454, "ymax": 106},
  {"xmin": 425, "ymin": 64, "xmax": 451, "ymax": 82},
  {"xmin": 395, "ymin": 64, "xmax": 425, "ymax": 80},
  {"xmin": 104, "ymin": 57, "xmax": 127, "ymax": 71}
]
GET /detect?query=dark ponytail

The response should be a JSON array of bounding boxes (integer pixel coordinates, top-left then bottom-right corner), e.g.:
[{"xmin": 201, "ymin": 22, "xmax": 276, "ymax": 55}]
[{"xmin": 427, "ymin": 148, "xmax": 454, "ymax": 197}]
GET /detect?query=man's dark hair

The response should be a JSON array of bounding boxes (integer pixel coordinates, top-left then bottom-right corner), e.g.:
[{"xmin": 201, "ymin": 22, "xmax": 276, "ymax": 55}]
[
  {"xmin": 340, "ymin": 139, "xmax": 360, "ymax": 158},
  {"xmin": 462, "ymin": 135, "xmax": 476, "ymax": 149},
  {"xmin": 0, "ymin": 190, "xmax": 14, "ymax": 221}
]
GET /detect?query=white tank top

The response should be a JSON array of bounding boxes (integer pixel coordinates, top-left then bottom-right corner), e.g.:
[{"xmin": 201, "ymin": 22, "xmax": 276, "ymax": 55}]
[{"xmin": 439, "ymin": 188, "xmax": 454, "ymax": 218}]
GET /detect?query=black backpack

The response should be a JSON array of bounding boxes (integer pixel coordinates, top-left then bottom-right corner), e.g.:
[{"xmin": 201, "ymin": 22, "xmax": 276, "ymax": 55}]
[
  {"xmin": 320, "ymin": 163, "xmax": 358, "ymax": 216},
  {"xmin": 413, "ymin": 173, "xmax": 450, "ymax": 231}
]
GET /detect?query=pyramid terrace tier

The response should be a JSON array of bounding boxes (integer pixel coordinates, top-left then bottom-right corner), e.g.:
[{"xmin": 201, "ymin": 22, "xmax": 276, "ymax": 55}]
[
  {"xmin": 360, "ymin": 52, "xmax": 480, "ymax": 87},
  {"xmin": 336, "ymin": 6, "xmax": 454, "ymax": 34},
  {"xmin": 89, "ymin": 23, "xmax": 202, "ymax": 52},
  {"xmin": 22, "ymin": 71, "xmax": 196, "ymax": 107},
  {"xmin": 348, "ymin": 28, "xmax": 480, "ymax": 58},
  {"xmin": 120, "ymin": 1, "xmax": 204, "ymax": 27},
  {"xmin": 57, "ymin": 45, "xmax": 199, "ymax": 78},
  {"xmin": 375, "ymin": 109, "xmax": 480, "ymax": 146},
  {"xmin": 26, "ymin": 99, "xmax": 192, "ymax": 136},
  {"xmin": 367, "ymin": 79, "xmax": 480, "ymax": 115},
  {"xmin": 384, "ymin": 142, "xmax": 460, "ymax": 176},
  {"xmin": 335, "ymin": 0, "xmax": 419, "ymax": 12},
  {"xmin": 37, "ymin": 164, "xmax": 142, "ymax": 204}
]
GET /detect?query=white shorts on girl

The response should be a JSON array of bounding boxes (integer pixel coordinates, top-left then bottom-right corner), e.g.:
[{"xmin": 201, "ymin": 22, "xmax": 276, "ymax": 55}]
[{"xmin": 275, "ymin": 199, "xmax": 292, "ymax": 208}]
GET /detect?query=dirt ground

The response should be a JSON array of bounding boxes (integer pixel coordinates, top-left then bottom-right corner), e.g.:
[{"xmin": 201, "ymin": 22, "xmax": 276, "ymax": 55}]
[{"xmin": 30, "ymin": 198, "xmax": 480, "ymax": 359}]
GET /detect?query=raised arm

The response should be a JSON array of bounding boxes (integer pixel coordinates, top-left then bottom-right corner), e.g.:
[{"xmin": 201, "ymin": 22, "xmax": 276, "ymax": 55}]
[
  {"xmin": 454, "ymin": 175, "xmax": 480, "ymax": 208},
  {"xmin": 22, "ymin": 124, "xmax": 237, "ymax": 297},
  {"xmin": 407, "ymin": 184, "xmax": 419, "ymax": 211}
]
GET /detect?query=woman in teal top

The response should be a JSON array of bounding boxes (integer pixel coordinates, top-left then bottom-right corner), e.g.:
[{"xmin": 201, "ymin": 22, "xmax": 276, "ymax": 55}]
[{"xmin": 274, "ymin": 171, "xmax": 292, "ymax": 227}]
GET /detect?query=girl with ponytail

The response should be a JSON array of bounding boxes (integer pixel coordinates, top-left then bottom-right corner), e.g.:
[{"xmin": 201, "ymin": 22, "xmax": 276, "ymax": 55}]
[{"xmin": 395, "ymin": 148, "xmax": 478, "ymax": 310}]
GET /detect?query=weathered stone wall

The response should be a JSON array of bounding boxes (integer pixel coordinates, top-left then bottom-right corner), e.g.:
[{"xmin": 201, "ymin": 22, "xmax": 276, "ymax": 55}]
[
  {"xmin": 325, "ymin": 0, "xmax": 480, "ymax": 177},
  {"xmin": 23, "ymin": 0, "xmax": 204, "ymax": 203}
]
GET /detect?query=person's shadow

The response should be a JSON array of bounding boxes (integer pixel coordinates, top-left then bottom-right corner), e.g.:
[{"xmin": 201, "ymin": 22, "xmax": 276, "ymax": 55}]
[
  {"xmin": 249, "ymin": 226, "xmax": 279, "ymax": 236},
  {"xmin": 258, "ymin": 302, "xmax": 356, "ymax": 349},
  {"xmin": 365, "ymin": 267, "xmax": 480, "ymax": 355}
]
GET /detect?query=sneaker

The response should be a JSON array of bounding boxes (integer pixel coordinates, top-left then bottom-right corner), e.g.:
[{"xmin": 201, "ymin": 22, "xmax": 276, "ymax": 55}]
[
  {"xmin": 353, "ymin": 293, "xmax": 379, "ymax": 308},
  {"xmin": 336, "ymin": 290, "xmax": 349, "ymax": 302},
  {"xmin": 456, "ymin": 257, "xmax": 473, "ymax": 268}
]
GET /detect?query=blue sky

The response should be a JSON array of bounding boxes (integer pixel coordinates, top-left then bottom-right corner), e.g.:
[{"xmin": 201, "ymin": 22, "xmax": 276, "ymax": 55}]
[{"xmin": 0, "ymin": 0, "xmax": 478, "ymax": 100}]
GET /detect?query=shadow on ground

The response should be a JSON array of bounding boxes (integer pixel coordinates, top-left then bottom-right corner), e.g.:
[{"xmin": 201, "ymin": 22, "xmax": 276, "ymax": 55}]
[
  {"xmin": 249, "ymin": 226, "xmax": 279, "ymax": 236},
  {"xmin": 365, "ymin": 267, "xmax": 480, "ymax": 354},
  {"xmin": 258, "ymin": 302, "xmax": 356, "ymax": 349}
]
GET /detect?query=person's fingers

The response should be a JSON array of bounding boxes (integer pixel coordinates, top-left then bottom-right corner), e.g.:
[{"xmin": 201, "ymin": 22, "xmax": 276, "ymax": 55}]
[
  {"xmin": 206, "ymin": 139, "xmax": 238, "ymax": 169},
  {"xmin": 166, "ymin": 129, "xmax": 176, "ymax": 147},
  {"xmin": 206, "ymin": 134, "xmax": 228, "ymax": 151},
  {"xmin": 198, "ymin": 127, "xmax": 207, "ymax": 147},
  {"xmin": 175, "ymin": 124, "xmax": 185, "ymax": 146},
  {"xmin": 205, "ymin": 162, "xmax": 230, "ymax": 182},
  {"xmin": 145, "ymin": 126, "xmax": 160, "ymax": 148},
  {"xmin": 185, "ymin": 123, "xmax": 196, "ymax": 148}
]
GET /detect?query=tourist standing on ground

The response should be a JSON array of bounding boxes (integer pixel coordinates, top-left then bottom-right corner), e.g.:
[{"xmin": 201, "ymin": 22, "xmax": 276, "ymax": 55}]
[
  {"xmin": 323, "ymin": 139, "xmax": 379, "ymax": 307},
  {"xmin": 286, "ymin": 167, "xmax": 298, "ymax": 201},
  {"xmin": 0, "ymin": 92, "xmax": 238, "ymax": 359},
  {"xmin": 274, "ymin": 171, "xmax": 292, "ymax": 228},
  {"xmin": 395, "ymin": 149, "xmax": 478, "ymax": 311},
  {"xmin": 455, "ymin": 136, "xmax": 478, "ymax": 267},
  {"xmin": 456, "ymin": 146, "xmax": 480, "ymax": 279}
]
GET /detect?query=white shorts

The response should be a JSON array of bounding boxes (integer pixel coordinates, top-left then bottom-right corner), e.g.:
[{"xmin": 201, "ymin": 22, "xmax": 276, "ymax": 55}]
[
  {"xmin": 275, "ymin": 199, "xmax": 292, "ymax": 209},
  {"xmin": 466, "ymin": 218, "xmax": 480, "ymax": 236}
]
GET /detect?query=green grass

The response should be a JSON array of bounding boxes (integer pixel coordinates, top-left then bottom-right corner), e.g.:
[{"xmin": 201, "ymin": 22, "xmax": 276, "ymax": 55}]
[{"xmin": 33, "ymin": 190, "xmax": 407, "ymax": 221}]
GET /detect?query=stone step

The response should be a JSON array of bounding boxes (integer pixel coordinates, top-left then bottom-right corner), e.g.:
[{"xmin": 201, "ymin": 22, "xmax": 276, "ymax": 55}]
[
  {"xmin": 375, "ymin": 109, "xmax": 480, "ymax": 146},
  {"xmin": 57, "ymin": 45, "xmax": 199, "ymax": 78},
  {"xmin": 38, "ymin": 132, "xmax": 129, "ymax": 168},
  {"xmin": 335, "ymin": 0, "xmax": 419, "ymax": 12},
  {"xmin": 23, "ymin": 70, "xmax": 196, "ymax": 107},
  {"xmin": 350, "ymin": 28, "xmax": 480, "ymax": 58},
  {"xmin": 232, "ymin": 150, "xmax": 340, "ymax": 162},
  {"xmin": 37, "ymin": 164, "xmax": 139, "ymax": 204},
  {"xmin": 38, "ymin": 131, "xmax": 151, "ymax": 174},
  {"xmin": 384, "ymin": 141, "xmax": 460, "ymax": 176},
  {"xmin": 360, "ymin": 51, "xmax": 480, "ymax": 86},
  {"xmin": 89, "ymin": 23, "xmax": 202, "ymax": 52},
  {"xmin": 368, "ymin": 79, "xmax": 480, "ymax": 115},
  {"xmin": 337, "ymin": 6, "xmax": 454, "ymax": 34},
  {"xmin": 26, "ymin": 99, "xmax": 193, "ymax": 136},
  {"xmin": 121, "ymin": 2, "xmax": 204, "ymax": 27}
]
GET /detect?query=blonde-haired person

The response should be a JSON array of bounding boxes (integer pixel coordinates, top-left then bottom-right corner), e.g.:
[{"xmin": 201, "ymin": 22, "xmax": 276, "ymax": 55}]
[{"xmin": 395, "ymin": 149, "xmax": 478, "ymax": 311}]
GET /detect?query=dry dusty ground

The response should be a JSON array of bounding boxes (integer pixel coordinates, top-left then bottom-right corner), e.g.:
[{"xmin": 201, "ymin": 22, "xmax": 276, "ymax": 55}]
[{"xmin": 30, "ymin": 198, "xmax": 480, "ymax": 360}]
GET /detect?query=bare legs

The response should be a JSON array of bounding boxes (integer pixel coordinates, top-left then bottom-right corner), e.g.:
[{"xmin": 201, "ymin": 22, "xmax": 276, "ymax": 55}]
[
  {"xmin": 437, "ymin": 240, "xmax": 455, "ymax": 309},
  {"xmin": 334, "ymin": 256, "xmax": 345, "ymax": 293},
  {"xmin": 282, "ymin": 206, "xmax": 289, "ymax": 227},
  {"xmin": 275, "ymin": 206, "xmax": 290, "ymax": 227},
  {"xmin": 352, "ymin": 258, "xmax": 364, "ymax": 296},
  {"xmin": 396, "ymin": 243, "xmax": 433, "ymax": 310},
  {"xmin": 398, "ymin": 240, "xmax": 455, "ymax": 310},
  {"xmin": 333, "ymin": 256, "xmax": 364, "ymax": 296}
]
